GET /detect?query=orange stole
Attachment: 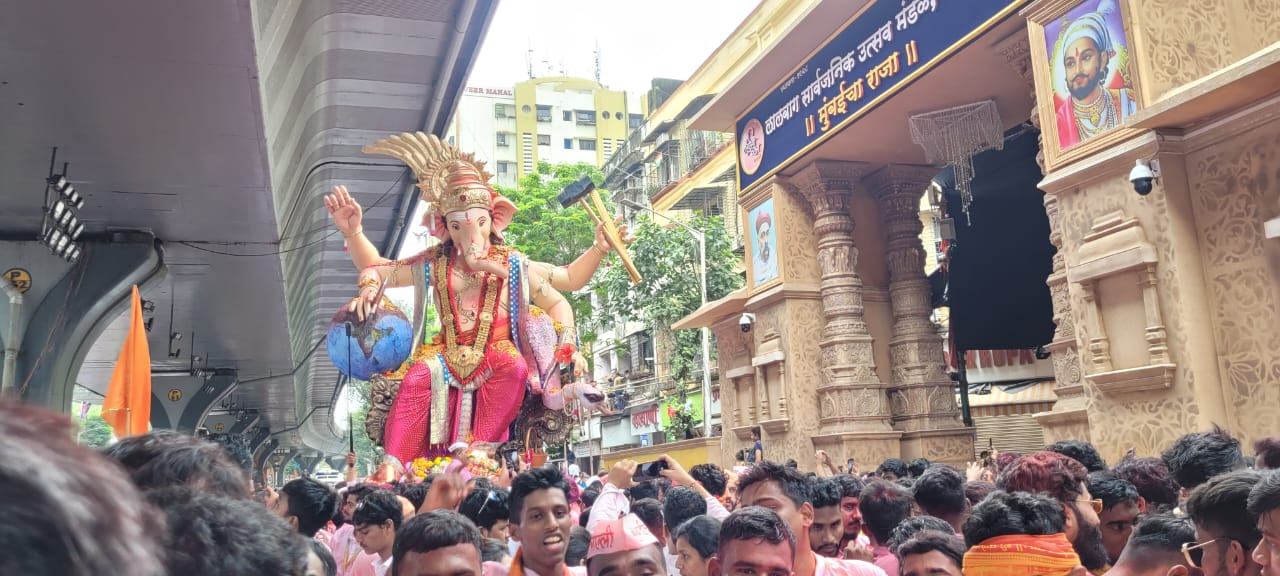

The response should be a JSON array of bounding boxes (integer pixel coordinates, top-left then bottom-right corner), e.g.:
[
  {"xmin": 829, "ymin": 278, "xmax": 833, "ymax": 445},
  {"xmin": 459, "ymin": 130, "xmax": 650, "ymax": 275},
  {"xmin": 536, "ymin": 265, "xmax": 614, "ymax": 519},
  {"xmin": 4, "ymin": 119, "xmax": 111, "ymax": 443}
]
[{"xmin": 962, "ymin": 533, "xmax": 1080, "ymax": 576}]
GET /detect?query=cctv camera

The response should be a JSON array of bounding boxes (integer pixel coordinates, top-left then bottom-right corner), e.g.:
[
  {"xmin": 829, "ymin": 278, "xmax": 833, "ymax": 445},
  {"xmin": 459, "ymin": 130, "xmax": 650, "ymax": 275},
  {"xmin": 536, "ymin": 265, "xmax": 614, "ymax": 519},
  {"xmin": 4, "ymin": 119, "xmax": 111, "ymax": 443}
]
[
  {"xmin": 1129, "ymin": 159, "xmax": 1157, "ymax": 196},
  {"xmin": 739, "ymin": 313, "xmax": 756, "ymax": 333}
]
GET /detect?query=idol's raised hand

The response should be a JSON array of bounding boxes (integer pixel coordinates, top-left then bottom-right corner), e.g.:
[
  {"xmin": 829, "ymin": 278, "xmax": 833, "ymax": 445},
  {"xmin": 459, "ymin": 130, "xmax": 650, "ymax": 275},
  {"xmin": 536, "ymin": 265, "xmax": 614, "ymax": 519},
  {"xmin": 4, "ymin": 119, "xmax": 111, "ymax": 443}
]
[{"xmin": 324, "ymin": 185, "xmax": 364, "ymax": 236}]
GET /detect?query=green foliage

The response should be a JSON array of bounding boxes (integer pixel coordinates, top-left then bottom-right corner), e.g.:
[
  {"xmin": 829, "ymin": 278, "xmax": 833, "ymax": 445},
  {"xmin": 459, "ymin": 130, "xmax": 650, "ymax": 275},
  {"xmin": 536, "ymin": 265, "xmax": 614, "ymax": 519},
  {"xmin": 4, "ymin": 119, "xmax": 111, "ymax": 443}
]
[
  {"xmin": 345, "ymin": 377, "xmax": 381, "ymax": 475},
  {"xmin": 77, "ymin": 412, "xmax": 114, "ymax": 448},
  {"xmin": 664, "ymin": 388, "xmax": 699, "ymax": 440},
  {"xmin": 497, "ymin": 161, "xmax": 610, "ymax": 348},
  {"xmin": 595, "ymin": 214, "xmax": 742, "ymax": 418}
]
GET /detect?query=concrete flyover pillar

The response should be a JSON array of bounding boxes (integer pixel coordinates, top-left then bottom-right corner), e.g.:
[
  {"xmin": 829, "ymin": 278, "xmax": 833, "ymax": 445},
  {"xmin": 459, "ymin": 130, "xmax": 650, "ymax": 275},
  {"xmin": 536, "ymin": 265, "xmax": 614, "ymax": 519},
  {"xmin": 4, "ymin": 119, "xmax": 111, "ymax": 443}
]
[
  {"xmin": 865, "ymin": 165, "xmax": 974, "ymax": 466},
  {"xmin": 150, "ymin": 369, "xmax": 238, "ymax": 432},
  {"xmin": 17, "ymin": 231, "xmax": 165, "ymax": 412},
  {"xmin": 790, "ymin": 160, "xmax": 902, "ymax": 463}
]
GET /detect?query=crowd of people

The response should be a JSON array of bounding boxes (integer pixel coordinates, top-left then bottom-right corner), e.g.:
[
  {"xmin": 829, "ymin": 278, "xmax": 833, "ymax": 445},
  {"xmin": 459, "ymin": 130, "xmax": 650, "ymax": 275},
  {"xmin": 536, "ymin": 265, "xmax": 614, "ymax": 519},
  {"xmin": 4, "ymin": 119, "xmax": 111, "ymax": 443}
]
[{"xmin": 8, "ymin": 397, "xmax": 1280, "ymax": 576}]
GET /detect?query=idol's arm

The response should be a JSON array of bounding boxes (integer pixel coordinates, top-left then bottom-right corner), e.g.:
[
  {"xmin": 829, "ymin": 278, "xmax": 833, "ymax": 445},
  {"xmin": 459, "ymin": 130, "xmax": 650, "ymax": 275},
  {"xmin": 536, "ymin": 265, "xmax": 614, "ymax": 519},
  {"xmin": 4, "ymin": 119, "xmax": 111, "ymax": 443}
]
[
  {"xmin": 528, "ymin": 263, "xmax": 588, "ymax": 375},
  {"xmin": 544, "ymin": 220, "xmax": 631, "ymax": 292},
  {"xmin": 528, "ymin": 264, "xmax": 575, "ymax": 328}
]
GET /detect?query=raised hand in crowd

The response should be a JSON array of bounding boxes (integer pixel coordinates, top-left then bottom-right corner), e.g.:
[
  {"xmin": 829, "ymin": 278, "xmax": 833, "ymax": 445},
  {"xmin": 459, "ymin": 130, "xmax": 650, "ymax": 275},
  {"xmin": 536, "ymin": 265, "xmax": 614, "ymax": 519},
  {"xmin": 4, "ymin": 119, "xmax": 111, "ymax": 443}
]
[
  {"xmin": 420, "ymin": 473, "xmax": 467, "ymax": 513},
  {"xmin": 608, "ymin": 458, "xmax": 638, "ymax": 490}
]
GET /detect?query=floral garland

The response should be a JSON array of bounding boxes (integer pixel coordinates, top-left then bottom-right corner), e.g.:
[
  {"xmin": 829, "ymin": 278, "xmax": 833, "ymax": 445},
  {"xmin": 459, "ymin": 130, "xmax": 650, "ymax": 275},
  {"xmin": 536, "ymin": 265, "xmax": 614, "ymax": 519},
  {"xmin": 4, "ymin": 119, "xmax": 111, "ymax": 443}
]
[{"xmin": 410, "ymin": 456, "xmax": 454, "ymax": 479}]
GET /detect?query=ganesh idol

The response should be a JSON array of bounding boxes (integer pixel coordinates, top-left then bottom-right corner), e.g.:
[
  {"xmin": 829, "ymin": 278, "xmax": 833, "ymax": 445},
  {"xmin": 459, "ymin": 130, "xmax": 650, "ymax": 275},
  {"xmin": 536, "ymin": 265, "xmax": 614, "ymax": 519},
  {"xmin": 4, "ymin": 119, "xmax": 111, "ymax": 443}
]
[{"xmin": 324, "ymin": 132, "xmax": 621, "ymax": 465}]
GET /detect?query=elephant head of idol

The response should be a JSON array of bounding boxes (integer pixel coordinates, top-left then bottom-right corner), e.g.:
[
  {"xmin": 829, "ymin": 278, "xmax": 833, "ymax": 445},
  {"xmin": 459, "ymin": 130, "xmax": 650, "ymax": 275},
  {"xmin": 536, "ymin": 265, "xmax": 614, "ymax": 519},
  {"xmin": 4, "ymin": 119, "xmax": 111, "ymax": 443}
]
[{"xmin": 428, "ymin": 159, "xmax": 516, "ymax": 278}]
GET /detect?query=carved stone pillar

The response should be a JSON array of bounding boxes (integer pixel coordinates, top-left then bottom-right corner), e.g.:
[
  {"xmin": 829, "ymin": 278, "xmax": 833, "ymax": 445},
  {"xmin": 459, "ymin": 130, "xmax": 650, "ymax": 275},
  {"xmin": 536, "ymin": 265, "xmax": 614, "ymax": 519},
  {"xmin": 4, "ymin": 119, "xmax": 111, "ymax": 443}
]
[
  {"xmin": 865, "ymin": 165, "xmax": 963, "ymax": 433},
  {"xmin": 1035, "ymin": 194, "xmax": 1091, "ymax": 441},
  {"xmin": 790, "ymin": 160, "xmax": 891, "ymax": 433},
  {"xmin": 997, "ymin": 29, "xmax": 1089, "ymax": 441}
]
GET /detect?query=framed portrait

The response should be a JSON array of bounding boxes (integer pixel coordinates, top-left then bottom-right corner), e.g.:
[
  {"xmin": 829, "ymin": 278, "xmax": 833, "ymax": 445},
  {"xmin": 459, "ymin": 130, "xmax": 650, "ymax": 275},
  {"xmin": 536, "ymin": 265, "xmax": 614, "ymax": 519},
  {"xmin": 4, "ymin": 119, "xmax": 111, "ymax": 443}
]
[
  {"xmin": 1025, "ymin": 0, "xmax": 1144, "ymax": 171},
  {"xmin": 746, "ymin": 197, "xmax": 780, "ymax": 286}
]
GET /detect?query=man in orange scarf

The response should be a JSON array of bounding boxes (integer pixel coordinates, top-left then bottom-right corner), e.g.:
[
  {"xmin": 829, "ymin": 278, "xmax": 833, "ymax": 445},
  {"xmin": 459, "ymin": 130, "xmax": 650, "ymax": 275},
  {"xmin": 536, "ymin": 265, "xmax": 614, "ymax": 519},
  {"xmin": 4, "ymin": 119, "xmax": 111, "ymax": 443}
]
[{"xmin": 962, "ymin": 490, "xmax": 1089, "ymax": 576}]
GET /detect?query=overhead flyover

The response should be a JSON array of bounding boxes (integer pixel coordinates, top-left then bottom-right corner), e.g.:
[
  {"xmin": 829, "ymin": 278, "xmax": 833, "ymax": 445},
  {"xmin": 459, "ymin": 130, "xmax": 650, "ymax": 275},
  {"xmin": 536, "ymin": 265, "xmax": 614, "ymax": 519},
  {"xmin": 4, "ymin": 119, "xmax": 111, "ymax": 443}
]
[{"xmin": 0, "ymin": 0, "xmax": 496, "ymax": 458}]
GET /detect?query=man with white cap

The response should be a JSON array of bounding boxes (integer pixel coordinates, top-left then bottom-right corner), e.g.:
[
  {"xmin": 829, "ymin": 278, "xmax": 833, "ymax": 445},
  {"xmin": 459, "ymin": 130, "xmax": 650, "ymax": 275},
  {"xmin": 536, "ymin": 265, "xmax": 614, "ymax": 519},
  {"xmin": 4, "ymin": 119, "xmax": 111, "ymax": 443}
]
[
  {"xmin": 586, "ymin": 514, "xmax": 668, "ymax": 576},
  {"xmin": 1053, "ymin": 0, "xmax": 1136, "ymax": 149},
  {"xmin": 592, "ymin": 458, "xmax": 731, "ymax": 576}
]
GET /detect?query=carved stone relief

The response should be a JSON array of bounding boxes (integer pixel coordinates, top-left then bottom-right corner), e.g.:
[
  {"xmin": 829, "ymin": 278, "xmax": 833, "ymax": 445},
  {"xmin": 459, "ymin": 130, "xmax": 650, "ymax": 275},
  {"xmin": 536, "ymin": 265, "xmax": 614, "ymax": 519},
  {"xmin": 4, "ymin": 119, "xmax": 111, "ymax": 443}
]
[
  {"xmin": 1187, "ymin": 117, "xmax": 1280, "ymax": 441},
  {"xmin": 1053, "ymin": 168, "xmax": 1200, "ymax": 461},
  {"xmin": 1131, "ymin": 0, "xmax": 1244, "ymax": 101}
]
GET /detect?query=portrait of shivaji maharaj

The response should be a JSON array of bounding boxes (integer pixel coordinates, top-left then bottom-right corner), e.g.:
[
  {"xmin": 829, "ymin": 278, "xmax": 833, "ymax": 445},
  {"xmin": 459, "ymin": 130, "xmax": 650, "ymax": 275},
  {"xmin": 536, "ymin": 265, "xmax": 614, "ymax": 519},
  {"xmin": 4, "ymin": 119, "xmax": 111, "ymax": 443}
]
[{"xmin": 1044, "ymin": 0, "xmax": 1137, "ymax": 150}]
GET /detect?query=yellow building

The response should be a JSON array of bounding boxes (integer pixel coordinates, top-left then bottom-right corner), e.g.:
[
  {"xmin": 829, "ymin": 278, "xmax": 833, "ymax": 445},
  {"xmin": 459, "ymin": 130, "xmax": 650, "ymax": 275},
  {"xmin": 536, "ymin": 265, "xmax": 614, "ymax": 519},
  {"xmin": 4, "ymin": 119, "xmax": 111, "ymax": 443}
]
[
  {"xmin": 448, "ymin": 78, "xmax": 642, "ymax": 188},
  {"xmin": 511, "ymin": 77, "xmax": 638, "ymax": 177}
]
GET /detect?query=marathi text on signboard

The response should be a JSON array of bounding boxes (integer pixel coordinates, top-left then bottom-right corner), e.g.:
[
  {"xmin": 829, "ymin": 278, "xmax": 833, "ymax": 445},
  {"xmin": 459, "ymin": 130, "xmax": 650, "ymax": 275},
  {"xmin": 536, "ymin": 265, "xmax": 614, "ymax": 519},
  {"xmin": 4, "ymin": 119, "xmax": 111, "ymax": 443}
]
[{"xmin": 735, "ymin": 0, "xmax": 1026, "ymax": 192}]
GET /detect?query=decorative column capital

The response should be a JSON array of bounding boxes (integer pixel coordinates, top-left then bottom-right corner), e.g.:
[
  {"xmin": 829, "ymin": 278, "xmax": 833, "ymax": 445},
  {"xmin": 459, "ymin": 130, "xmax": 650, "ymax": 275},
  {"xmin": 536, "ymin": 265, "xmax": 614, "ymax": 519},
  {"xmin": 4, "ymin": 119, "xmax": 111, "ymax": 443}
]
[
  {"xmin": 790, "ymin": 160, "xmax": 872, "ymax": 207},
  {"xmin": 996, "ymin": 33, "xmax": 1033, "ymax": 88},
  {"xmin": 863, "ymin": 164, "xmax": 938, "ymax": 202}
]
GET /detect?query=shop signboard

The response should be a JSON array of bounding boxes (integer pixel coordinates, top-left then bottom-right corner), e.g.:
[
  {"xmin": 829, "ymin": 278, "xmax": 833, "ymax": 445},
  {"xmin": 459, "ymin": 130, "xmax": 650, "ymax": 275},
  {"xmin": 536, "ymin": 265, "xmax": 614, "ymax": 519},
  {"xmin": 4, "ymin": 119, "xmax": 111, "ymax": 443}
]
[
  {"xmin": 736, "ymin": 0, "xmax": 1028, "ymax": 192},
  {"xmin": 629, "ymin": 403, "xmax": 661, "ymax": 436},
  {"xmin": 942, "ymin": 344, "xmax": 1055, "ymax": 384}
]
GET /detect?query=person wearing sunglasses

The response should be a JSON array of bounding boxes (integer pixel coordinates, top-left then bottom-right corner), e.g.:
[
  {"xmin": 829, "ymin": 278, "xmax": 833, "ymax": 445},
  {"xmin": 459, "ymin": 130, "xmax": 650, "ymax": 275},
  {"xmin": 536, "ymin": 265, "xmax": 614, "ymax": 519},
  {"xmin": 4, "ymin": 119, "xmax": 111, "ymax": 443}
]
[
  {"xmin": 997, "ymin": 451, "xmax": 1111, "ymax": 572},
  {"xmin": 1184, "ymin": 470, "xmax": 1263, "ymax": 576}
]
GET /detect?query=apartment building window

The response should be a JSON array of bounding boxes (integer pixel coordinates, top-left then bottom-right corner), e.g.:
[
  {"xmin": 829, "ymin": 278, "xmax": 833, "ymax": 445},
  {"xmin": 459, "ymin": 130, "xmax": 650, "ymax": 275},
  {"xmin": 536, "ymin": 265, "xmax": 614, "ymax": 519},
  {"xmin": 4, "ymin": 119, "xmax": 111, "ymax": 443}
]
[
  {"xmin": 629, "ymin": 114, "xmax": 643, "ymax": 128},
  {"xmin": 536, "ymin": 104, "xmax": 552, "ymax": 122},
  {"xmin": 496, "ymin": 133, "xmax": 510, "ymax": 147},
  {"xmin": 496, "ymin": 161, "xmax": 515, "ymax": 175},
  {"xmin": 575, "ymin": 110, "xmax": 597, "ymax": 125},
  {"xmin": 494, "ymin": 103, "xmax": 510, "ymax": 118},
  {"xmin": 563, "ymin": 110, "xmax": 573, "ymax": 121},
  {"xmin": 537, "ymin": 134, "xmax": 551, "ymax": 146},
  {"xmin": 578, "ymin": 138, "xmax": 597, "ymax": 151},
  {"xmin": 564, "ymin": 138, "xmax": 573, "ymax": 150}
]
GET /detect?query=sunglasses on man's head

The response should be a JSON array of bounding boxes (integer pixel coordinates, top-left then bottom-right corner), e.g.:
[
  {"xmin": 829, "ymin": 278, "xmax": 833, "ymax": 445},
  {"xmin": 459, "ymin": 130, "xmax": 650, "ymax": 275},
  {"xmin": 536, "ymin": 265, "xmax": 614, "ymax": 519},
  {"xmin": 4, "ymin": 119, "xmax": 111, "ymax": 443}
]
[
  {"xmin": 477, "ymin": 490, "xmax": 500, "ymax": 515},
  {"xmin": 1182, "ymin": 538, "xmax": 1225, "ymax": 568}
]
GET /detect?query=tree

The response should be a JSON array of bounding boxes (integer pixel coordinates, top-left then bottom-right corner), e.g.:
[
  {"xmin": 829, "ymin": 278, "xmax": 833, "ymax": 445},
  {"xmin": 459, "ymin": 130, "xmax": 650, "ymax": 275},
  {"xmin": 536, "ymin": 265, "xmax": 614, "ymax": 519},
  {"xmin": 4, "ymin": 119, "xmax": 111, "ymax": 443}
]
[
  {"xmin": 594, "ymin": 214, "xmax": 743, "ymax": 438},
  {"xmin": 77, "ymin": 413, "xmax": 114, "ymax": 448},
  {"xmin": 497, "ymin": 161, "xmax": 609, "ymax": 348}
]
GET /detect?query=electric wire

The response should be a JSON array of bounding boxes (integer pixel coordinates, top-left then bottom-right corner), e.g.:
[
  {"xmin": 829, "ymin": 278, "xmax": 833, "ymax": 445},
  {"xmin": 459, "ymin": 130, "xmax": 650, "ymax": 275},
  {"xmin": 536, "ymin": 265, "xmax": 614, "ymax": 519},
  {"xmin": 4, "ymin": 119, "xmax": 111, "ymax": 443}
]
[{"xmin": 173, "ymin": 167, "xmax": 409, "ymax": 257}]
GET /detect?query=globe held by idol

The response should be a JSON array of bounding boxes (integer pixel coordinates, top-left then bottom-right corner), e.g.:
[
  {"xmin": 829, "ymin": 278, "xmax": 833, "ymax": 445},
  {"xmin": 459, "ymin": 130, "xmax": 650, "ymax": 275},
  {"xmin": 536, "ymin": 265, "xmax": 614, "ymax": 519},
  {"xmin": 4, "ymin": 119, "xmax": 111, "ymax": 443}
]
[{"xmin": 325, "ymin": 299, "xmax": 413, "ymax": 381}]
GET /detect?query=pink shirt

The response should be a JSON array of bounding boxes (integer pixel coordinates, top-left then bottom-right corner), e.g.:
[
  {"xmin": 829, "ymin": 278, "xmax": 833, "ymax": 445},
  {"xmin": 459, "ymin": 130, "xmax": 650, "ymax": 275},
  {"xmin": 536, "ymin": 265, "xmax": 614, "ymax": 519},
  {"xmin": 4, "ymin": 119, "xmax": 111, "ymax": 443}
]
[
  {"xmin": 330, "ymin": 525, "xmax": 365, "ymax": 576},
  {"xmin": 348, "ymin": 553, "xmax": 376, "ymax": 576},
  {"xmin": 870, "ymin": 545, "xmax": 897, "ymax": 576},
  {"xmin": 813, "ymin": 552, "xmax": 887, "ymax": 576}
]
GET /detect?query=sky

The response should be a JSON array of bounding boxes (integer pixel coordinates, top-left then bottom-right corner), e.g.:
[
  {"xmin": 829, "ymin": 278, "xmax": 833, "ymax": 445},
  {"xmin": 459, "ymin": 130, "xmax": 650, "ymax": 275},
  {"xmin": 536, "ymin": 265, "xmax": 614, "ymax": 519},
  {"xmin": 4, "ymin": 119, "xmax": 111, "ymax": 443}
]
[{"xmin": 466, "ymin": 0, "xmax": 760, "ymax": 95}]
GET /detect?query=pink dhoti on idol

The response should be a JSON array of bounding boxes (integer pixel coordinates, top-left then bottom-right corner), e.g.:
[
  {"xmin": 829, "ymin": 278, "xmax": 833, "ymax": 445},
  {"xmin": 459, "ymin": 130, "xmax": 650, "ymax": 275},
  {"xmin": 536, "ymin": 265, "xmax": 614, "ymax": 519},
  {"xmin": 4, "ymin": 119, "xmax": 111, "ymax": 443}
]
[{"xmin": 352, "ymin": 132, "xmax": 601, "ymax": 465}]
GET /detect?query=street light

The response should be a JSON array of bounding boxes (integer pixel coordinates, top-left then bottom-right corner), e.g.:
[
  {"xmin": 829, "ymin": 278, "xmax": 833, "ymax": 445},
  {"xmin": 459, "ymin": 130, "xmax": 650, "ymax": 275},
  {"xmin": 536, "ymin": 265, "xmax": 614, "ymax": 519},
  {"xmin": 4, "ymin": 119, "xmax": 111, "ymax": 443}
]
[{"xmin": 620, "ymin": 199, "xmax": 714, "ymax": 438}]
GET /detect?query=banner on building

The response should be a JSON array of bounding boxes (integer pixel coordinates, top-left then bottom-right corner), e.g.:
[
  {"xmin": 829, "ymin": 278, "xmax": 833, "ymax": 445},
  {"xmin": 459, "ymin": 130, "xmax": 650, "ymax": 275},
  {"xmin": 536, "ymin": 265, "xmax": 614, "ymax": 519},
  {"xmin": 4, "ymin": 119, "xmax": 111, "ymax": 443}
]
[{"xmin": 735, "ymin": 0, "xmax": 1028, "ymax": 192}]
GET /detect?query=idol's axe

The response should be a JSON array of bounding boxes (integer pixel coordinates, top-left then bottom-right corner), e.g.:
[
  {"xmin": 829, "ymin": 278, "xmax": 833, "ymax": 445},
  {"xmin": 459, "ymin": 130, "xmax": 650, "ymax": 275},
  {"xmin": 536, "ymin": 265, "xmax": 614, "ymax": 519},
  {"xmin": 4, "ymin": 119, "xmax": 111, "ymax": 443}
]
[{"xmin": 557, "ymin": 177, "xmax": 642, "ymax": 285}]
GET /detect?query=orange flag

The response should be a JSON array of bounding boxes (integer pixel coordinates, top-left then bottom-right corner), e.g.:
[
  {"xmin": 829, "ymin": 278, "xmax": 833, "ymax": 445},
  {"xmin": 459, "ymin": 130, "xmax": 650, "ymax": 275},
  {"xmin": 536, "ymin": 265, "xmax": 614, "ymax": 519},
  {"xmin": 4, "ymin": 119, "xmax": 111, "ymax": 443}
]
[{"xmin": 102, "ymin": 285, "xmax": 152, "ymax": 437}]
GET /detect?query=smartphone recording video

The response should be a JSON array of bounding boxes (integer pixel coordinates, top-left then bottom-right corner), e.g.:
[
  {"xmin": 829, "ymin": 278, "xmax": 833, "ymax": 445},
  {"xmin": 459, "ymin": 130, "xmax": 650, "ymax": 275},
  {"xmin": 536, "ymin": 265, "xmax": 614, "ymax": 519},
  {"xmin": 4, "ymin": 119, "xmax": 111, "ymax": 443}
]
[{"xmin": 632, "ymin": 459, "xmax": 668, "ymax": 482}]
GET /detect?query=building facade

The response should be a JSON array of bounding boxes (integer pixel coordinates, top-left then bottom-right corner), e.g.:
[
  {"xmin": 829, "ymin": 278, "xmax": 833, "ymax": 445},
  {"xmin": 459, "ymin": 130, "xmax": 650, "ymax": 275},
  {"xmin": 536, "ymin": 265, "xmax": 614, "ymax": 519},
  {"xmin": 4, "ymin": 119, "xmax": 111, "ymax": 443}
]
[
  {"xmin": 447, "ymin": 78, "xmax": 643, "ymax": 188},
  {"xmin": 672, "ymin": 0, "xmax": 1280, "ymax": 468}
]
